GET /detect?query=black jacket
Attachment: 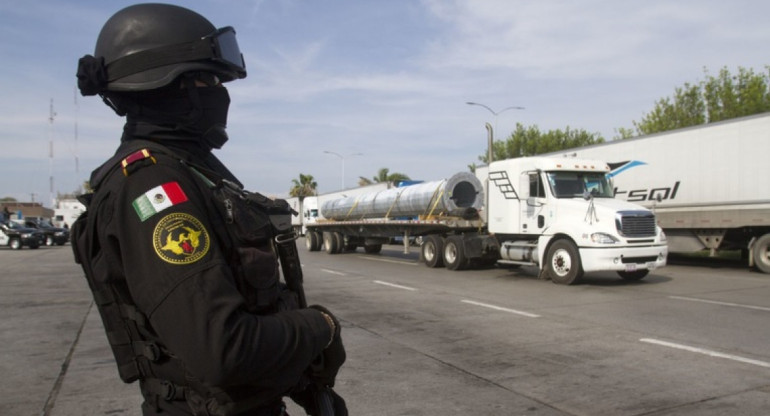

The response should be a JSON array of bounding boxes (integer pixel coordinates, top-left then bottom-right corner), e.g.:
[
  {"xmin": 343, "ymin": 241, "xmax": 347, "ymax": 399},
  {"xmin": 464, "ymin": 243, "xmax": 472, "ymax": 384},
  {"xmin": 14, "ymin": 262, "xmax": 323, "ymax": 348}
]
[{"xmin": 86, "ymin": 138, "xmax": 330, "ymax": 414}]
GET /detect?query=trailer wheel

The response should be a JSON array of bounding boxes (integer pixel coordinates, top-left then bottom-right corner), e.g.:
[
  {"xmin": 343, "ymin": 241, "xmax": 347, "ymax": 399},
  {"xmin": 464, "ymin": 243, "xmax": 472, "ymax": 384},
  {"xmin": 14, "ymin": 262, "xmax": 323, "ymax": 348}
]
[
  {"xmin": 323, "ymin": 232, "xmax": 338, "ymax": 254},
  {"xmin": 617, "ymin": 270, "xmax": 649, "ymax": 281},
  {"xmin": 753, "ymin": 233, "xmax": 770, "ymax": 274},
  {"xmin": 546, "ymin": 239, "xmax": 583, "ymax": 285},
  {"xmin": 444, "ymin": 236, "xmax": 469, "ymax": 271},
  {"xmin": 333, "ymin": 232, "xmax": 344, "ymax": 254},
  {"xmin": 306, "ymin": 231, "xmax": 320, "ymax": 251},
  {"xmin": 421, "ymin": 235, "xmax": 444, "ymax": 268}
]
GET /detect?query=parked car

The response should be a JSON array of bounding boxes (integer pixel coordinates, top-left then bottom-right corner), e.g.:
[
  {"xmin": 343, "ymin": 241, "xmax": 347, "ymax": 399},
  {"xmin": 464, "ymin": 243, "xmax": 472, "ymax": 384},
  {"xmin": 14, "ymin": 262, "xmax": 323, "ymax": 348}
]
[
  {"xmin": 0, "ymin": 222, "xmax": 44, "ymax": 249},
  {"xmin": 24, "ymin": 219, "xmax": 70, "ymax": 246}
]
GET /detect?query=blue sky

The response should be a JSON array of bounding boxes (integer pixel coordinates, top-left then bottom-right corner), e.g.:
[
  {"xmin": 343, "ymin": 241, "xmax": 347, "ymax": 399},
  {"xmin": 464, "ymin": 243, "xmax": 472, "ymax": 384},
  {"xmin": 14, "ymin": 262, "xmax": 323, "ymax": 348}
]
[{"xmin": 1, "ymin": 0, "xmax": 768, "ymax": 206}]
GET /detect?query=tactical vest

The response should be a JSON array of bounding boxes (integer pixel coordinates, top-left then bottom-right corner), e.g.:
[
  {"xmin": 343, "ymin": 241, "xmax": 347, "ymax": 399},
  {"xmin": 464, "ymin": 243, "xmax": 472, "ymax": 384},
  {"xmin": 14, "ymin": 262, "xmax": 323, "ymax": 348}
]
[{"xmin": 71, "ymin": 141, "xmax": 298, "ymax": 415}]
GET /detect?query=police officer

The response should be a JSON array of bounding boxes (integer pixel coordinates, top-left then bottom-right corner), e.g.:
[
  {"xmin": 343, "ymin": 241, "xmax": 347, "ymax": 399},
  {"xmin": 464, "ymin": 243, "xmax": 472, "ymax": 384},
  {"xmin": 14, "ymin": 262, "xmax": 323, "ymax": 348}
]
[{"xmin": 74, "ymin": 4, "xmax": 346, "ymax": 416}]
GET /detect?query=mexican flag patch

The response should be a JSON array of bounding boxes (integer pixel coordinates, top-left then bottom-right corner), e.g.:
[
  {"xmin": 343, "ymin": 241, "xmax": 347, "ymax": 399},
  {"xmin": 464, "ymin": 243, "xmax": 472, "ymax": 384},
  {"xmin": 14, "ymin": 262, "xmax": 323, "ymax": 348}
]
[{"xmin": 132, "ymin": 182, "xmax": 189, "ymax": 221}]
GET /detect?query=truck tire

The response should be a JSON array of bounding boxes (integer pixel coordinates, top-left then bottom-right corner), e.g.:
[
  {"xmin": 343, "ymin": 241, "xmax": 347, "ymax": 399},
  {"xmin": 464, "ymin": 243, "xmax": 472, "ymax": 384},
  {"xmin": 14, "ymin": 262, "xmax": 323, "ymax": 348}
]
[
  {"xmin": 444, "ymin": 235, "xmax": 469, "ymax": 271},
  {"xmin": 617, "ymin": 270, "xmax": 649, "ymax": 281},
  {"xmin": 546, "ymin": 239, "xmax": 583, "ymax": 285},
  {"xmin": 323, "ymin": 232, "xmax": 338, "ymax": 254},
  {"xmin": 421, "ymin": 235, "xmax": 444, "ymax": 268},
  {"xmin": 9, "ymin": 237, "xmax": 21, "ymax": 250},
  {"xmin": 306, "ymin": 231, "xmax": 320, "ymax": 251},
  {"xmin": 753, "ymin": 233, "xmax": 770, "ymax": 274},
  {"xmin": 333, "ymin": 232, "xmax": 344, "ymax": 254}
]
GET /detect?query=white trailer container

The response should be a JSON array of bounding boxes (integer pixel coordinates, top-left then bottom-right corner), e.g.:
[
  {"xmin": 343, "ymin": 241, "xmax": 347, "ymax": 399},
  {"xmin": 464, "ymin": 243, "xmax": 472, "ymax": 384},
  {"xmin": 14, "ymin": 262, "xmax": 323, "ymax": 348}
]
[
  {"xmin": 306, "ymin": 157, "xmax": 668, "ymax": 284},
  {"xmin": 546, "ymin": 113, "xmax": 770, "ymax": 273}
]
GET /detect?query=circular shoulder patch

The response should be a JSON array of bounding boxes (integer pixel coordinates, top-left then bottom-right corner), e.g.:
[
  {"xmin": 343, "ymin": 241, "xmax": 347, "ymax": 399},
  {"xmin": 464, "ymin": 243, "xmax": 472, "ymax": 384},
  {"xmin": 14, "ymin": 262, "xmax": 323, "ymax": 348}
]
[{"xmin": 153, "ymin": 212, "xmax": 210, "ymax": 264}]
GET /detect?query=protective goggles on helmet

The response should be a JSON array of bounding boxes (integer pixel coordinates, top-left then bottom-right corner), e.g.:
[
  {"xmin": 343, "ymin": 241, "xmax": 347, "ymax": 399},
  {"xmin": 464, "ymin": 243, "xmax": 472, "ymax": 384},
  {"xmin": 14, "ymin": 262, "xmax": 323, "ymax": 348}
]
[{"xmin": 105, "ymin": 26, "xmax": 247, "ymax": 82}]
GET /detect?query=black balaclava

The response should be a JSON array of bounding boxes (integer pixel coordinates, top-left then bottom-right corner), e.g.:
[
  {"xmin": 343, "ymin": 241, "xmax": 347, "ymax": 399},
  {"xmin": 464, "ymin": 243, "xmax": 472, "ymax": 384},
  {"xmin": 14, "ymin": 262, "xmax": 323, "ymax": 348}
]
[{"xmin": 108, "ymin": 74, "xmax": 240, "ymax": 184}]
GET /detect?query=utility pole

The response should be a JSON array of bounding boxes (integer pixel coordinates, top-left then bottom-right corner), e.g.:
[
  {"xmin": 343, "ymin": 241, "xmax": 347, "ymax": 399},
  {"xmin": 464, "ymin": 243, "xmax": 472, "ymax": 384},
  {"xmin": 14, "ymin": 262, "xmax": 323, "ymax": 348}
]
[{"xmin": 49, "ymin": 98, "xmax": 57, "ymax": 207}]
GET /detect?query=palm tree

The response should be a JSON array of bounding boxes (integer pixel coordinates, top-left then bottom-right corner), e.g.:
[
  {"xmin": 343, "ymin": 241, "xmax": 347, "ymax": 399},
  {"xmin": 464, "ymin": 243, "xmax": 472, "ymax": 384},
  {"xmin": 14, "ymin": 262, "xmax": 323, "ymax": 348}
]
[
  {"xmin": 359, "ymin": 168, "xmax": 411, "ymax": 188},
  {"xmin": 290, "ymin": 173, "xmax": 318, "ymax": 198},
  {"xmin": 289, "ymin": 174, "xmax": 317, "ymax": 220}
]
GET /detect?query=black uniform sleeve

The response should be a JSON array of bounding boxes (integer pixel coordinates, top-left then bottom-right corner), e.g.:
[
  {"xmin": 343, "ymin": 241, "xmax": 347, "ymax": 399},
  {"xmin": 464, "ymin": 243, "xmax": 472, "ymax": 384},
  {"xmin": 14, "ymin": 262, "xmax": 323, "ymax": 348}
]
[{"xmin": 105, "ymin": 161, "xmax": 331, "ymax": 389}]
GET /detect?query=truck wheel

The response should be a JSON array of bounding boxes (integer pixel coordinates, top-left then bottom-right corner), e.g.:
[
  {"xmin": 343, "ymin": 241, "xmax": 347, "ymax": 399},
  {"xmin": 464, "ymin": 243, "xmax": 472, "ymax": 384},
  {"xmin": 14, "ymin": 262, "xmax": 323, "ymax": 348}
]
[
  {"xmin": 306, "ymin": 232, "xmax": 319, "ymax": 251},
  {"xmin": 333, "ymin": 232, "xmax": 344, "ymax": 254},
  {"xmin": 753, "ymin": 233, "xmax": 770, "ymax": 274},
  {"xmin": 9, "ymin": 238, "xmax": 21, "ymax": 250},
  {"xmin": 364, "ymin": 244, "xmax": 382, "ymax": 254},
  {"xmin": 323, "ymin": 232, "xmax": 338, "ymax": 254},
  {"xmin": 312, "ymin": 232, "xmax": 323, "ymax": 251},
  {"xmin": 546, "ymin": 239, "xmax": 583, "ymax": 285},
  {"xmin": 444, "ymin": 236, "xmax": 469, "ymax": 271},
  {"xmin": 421, "ymin": 235, "xmax": 444, "ymax": 268},
  {"xmin": 617, "ymin": 270, "xmax": 649, "ymax": 281}
]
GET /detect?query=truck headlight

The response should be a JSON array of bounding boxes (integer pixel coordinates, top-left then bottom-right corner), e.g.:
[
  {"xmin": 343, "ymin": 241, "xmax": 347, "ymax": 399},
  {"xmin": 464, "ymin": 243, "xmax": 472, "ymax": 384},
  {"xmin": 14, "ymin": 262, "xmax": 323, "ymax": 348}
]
[
  {"xmin": 659, "ymin": 229, "xmax": 667, "ymax": 242},
  {"xmin": 591, "ymin": 232, "xmax": 618, "ymax": 244}
]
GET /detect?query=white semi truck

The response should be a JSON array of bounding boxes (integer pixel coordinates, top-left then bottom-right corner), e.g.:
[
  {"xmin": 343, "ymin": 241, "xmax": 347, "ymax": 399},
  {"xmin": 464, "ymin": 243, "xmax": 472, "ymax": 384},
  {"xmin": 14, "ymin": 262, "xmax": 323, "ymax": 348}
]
[
  {"xmin": 286, "ymin": 196, "xmax": 319, "ymax": 236},
  {"xmin": 304, "ymin": 157, "xmax": 668, "ymax": 284},
  {"xmin": 546, "ymin": 113, "xmax": 770, "ymax": 273}
]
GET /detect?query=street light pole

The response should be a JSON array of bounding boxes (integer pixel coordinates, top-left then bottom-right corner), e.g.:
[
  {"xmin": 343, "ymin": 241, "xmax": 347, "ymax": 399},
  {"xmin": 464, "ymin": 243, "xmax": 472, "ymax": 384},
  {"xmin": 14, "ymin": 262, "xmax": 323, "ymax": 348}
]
[
  {"xmin": 467, "ymin": 102, "xmax": 525, "ymax": 163},
  {"xmin": 324, "ymin": 150, "xmax": 363, "ymax": 190},
  {"xmin": 467, "ymin": 102, "xmax": 525, "ymax": 226}
]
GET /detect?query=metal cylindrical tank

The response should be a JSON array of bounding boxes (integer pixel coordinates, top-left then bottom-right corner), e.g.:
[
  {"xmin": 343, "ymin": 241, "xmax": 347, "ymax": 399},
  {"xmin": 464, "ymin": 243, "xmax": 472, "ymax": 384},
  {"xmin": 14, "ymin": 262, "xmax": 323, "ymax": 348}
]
[{"xmin": 320, "ymin": 172, "xmax": 484, "ymax": 220}]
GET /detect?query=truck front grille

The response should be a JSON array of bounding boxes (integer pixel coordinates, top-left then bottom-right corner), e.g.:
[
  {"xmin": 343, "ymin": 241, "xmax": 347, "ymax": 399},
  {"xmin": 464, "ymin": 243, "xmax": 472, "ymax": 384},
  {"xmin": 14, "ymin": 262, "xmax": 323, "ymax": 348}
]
[{"xmin": 616, "ymin": 211, "xmax": 656, "ymax": 238}]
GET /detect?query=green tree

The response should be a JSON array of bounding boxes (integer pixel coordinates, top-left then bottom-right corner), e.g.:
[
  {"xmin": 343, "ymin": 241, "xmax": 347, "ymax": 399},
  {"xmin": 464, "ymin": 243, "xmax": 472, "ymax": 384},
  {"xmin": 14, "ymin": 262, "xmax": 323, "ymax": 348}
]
[
  {"xmin": 289, "ymin": 173, "xmax": 317, "ymax": 221},
  {"xmin": 632, "ymin": 66, "xmax": 770, "ymax": 136},
  {"xmin": 703, "ymin": 66, "xmax": 770, "ymax": 122},
  {"xmin": 479, "ymin": 123, "xmax": 604, "ymax": 163},
  {"xmin": 289, "ymin": 173, "xmax": 317, "ymax": 198},
  {"xmin": 358, "ymin": 168, "xmax": 411, "ymax": 188}
]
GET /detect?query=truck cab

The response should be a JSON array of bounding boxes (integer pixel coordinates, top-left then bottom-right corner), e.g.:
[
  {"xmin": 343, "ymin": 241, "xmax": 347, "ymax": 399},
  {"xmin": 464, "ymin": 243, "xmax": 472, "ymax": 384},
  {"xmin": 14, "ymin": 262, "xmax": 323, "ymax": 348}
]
[{"xmin": 487, "ymin": 157, "xmax": 668, "ymax": 284}]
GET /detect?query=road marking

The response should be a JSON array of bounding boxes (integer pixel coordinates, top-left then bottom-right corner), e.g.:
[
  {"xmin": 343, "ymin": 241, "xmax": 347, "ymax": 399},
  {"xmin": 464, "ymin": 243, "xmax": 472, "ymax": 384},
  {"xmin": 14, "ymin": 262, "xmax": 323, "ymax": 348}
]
[
  {"xmin": 461, "ymin": 300, "xmax": 541, "ymax": 318},
  {"xmin": 358, "ymin": 256, "xmax": 418, "ymax": 266},
  {"xmin": 373, "ymin": 280, "xmax": 417, "ymax": 291},
  {"xmin": 670, "ymin": 296, "xmax": 770, "ymax": 312},
  {"xmin": 640, "ymin": 338, "xmax": 770, "ymax": 368},
  {"xmin": 321, "ymin": 269, "xmax": 347, "ymax": 276}
]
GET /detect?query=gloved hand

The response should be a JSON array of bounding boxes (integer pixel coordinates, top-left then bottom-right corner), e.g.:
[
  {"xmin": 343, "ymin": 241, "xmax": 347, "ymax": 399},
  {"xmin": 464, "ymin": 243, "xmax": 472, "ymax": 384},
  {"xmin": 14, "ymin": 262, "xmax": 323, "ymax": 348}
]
[
  {"xmin": 290, "ymin": 384, "xmax": 348, "ymax": 416},
  {"xmin": 309, "ymin": 305, "xmax": 346, "ymax": 387}
]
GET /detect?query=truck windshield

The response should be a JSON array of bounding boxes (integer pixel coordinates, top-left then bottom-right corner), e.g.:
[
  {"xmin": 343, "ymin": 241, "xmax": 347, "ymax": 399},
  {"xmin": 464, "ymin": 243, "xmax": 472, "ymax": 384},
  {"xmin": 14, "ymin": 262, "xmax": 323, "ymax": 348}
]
[{"xmin": 546, "ymin": 172, "xmax": 613, "ymax": 198}]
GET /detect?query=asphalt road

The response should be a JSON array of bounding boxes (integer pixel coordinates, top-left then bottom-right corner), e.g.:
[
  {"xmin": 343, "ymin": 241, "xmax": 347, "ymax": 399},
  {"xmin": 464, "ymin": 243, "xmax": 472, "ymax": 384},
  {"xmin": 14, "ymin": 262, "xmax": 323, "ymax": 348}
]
[{"xmin": 2, "ymin": 242, "xmax": 769, "ymax": 415}]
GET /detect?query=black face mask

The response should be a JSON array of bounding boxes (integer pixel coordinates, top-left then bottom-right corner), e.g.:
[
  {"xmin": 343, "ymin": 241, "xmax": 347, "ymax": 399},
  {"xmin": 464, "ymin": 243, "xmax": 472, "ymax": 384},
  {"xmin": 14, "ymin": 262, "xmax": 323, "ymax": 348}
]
[
  {"xmin": 120, "ymin": 83, "xmax": 231, "ymax": 150},
  {"xmin": 188, "ymin": 86, "xmax": 231, "ymax": 149}
]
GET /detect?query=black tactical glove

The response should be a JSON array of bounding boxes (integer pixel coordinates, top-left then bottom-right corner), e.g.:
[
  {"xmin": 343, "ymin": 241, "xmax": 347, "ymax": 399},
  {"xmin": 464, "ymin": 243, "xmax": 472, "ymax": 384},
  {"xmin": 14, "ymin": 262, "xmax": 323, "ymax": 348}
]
[
  {"xmin": 290, "ymin": 384, "xmax": 348, "ymax": 416},
  {"xmin": 309, "ymin": 305, "xmax": 346, "ymax": 387}
]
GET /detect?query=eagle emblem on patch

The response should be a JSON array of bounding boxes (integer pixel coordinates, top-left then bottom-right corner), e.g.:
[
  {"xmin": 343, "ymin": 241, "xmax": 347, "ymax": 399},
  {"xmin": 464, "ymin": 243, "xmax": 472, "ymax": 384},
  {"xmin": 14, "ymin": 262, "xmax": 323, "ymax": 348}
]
[{"xmin": 152, "ymin": 213, "xmax": 210, "ymax": 264}]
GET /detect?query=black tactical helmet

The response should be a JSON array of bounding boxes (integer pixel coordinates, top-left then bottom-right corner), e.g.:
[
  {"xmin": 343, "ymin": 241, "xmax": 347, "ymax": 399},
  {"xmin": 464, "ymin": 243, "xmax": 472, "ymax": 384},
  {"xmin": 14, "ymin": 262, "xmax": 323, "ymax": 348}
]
[{"xmin": 78, "ymin": 3, "xmax": 246, "ymax": 94}]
